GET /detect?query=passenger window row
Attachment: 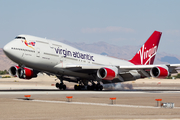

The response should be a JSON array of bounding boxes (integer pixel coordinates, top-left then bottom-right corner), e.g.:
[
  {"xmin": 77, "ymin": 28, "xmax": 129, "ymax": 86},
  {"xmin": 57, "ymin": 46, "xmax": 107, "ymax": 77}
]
[{"xmin": 11, "ymin": 47, "xmax": 35, "ymax": 53}]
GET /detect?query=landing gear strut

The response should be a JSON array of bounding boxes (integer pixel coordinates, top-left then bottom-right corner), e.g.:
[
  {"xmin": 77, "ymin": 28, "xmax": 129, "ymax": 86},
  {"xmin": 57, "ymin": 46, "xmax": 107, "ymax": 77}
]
[{"xmin": 56, "ymin": 76, "xmax": 66, "ymax": 90}]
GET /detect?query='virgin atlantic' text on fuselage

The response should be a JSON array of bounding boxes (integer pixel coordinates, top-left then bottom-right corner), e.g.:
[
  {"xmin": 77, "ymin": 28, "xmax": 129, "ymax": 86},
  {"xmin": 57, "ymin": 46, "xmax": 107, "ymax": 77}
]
[{"xmin": 55, "ymin": 47, "xmax": 95, "ymax": 61}]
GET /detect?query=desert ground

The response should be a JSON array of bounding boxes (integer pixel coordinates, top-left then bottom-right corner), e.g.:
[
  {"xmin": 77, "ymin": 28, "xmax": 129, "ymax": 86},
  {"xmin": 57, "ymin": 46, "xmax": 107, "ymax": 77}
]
[{"xmin": 0, "ymin": 75, "xmax": 180, "ymax": 120}]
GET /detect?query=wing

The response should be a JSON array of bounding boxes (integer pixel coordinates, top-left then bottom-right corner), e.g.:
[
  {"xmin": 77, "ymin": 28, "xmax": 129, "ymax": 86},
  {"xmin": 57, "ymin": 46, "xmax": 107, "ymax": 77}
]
[
  {"xmin": 54, "ymin": 63, "xmax": 180, "ymax": 83},
  {"xmin": 120, "ymin": 64, "xmax": 180, "ymax": 77}
]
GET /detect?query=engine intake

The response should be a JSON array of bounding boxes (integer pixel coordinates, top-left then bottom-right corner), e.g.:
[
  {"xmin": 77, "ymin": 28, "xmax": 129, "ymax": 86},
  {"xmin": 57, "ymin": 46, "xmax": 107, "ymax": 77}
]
[
  {"xmin": 9, "ymin": 66, "xmax": 20, "ymax": 77},
  {"xmin": 97, "ymin": 67, "xmax": 118, "ymax": 80},
  {"xmin": 150, "ymin": 66, "xmax": 169, "ymax": 78}
]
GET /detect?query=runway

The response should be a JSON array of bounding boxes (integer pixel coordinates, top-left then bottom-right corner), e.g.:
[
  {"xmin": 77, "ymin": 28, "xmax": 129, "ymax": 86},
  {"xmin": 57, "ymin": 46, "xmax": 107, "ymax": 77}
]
[
  {"xmin": 1, "ymin": 90, "xmax": 180, "ymax": 95},
  {"xmin": 1, "ymin": 77, "xmax": 180, "ymax": 119},
  {"xmin": 14, "ymin": 99, "xmax": 175, "ymax": 109},
  {"xmin": 1, "ymin": 90, "xmax": 180, "ymax": 119}
]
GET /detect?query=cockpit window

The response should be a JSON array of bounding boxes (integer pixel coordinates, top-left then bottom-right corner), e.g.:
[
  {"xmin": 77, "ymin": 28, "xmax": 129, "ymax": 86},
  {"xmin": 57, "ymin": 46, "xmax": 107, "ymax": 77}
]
[{"xmin": 15, "ymin": 36, "xmax": 26, "ymax": 39}]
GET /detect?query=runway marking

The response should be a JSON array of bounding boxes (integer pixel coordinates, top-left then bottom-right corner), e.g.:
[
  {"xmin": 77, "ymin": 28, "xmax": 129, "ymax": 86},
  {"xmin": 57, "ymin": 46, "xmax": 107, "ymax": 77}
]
[{"xmin": 15, "ymin": 99, "xmax": 180, "ymax": 109}]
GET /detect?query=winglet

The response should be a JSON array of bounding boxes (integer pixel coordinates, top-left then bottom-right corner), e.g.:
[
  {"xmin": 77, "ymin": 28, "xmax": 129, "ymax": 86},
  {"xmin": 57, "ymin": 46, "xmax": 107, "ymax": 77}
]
[{"xmin": 129, "ymin": 31, "xmax": 162, "ymax": 65}]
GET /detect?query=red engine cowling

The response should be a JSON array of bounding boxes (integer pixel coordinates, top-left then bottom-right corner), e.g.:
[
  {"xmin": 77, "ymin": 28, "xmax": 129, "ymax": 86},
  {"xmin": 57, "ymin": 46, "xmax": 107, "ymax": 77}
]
[
  {"xmin": 9, "ymin": 66, "xmax": 37, "ymax": 79},
  {"xmin": 97, "ymin": 67, "xmax": 118, "ymax": 80},
  {"xmin": 17, "ymin": 67, "xmax": 35, "ymax": 79},
  {"xmin": 150, "ymin": 66, "xmax": 169, "ymax": 78}
]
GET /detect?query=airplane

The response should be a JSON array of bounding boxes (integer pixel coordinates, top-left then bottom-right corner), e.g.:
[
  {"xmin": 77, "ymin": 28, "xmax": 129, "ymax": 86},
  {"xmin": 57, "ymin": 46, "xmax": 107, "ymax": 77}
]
[{"xmin": 3, "ymin": 31, "xmax": 180, "ymax": 90}]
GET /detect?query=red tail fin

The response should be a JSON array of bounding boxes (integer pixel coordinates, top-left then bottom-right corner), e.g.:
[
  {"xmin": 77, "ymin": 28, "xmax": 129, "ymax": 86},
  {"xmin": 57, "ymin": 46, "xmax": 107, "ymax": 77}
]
[{"xmin": 129, "ymin": 31, "xmax": 162, "ymax": 65}]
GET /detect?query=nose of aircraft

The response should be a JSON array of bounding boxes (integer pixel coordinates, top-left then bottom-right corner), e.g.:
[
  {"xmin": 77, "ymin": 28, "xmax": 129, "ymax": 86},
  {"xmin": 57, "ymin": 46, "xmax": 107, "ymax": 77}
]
[
  {"xmin": 3, "ymin": 42, "xmax": 11, "ymax": 56},
  {"xmin": 3, "ymin": 44, "xmax": 9, "ymax": 54}
]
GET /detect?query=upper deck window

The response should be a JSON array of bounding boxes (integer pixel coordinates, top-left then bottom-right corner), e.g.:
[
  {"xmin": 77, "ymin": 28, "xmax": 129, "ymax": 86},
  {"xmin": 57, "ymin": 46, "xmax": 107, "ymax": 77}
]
[{"xmin": 15, "ymin": 36, "xmax": 26, "ymax": 39}]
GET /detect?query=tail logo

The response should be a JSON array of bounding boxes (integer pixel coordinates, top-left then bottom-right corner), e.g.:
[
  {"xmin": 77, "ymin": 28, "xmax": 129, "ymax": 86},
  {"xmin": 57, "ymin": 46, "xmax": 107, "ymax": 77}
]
[
  {"xmin": 130, "ymin": 31, "xmax": 161, "ymax": 65},
  {"xmin": 137, "ymin": 44, "xmax": 157, "ymax": 65}
]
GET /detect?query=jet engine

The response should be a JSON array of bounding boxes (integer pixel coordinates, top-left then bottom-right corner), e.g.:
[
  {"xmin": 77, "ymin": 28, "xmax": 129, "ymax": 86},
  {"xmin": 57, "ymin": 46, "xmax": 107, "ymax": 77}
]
[
  {"xmin": 9, "ymin": 66, "xmax": 37, "ymax": 79},
  {"xmin": 9, "ymin": 66, "xmax": 20, "ymax": 77},
  {"xmin": 97, "ymin": 67, "xmax": 118, "ymax": 80},
  {"xmin": 150, "ymin": 66, "xmax": 169, "ymax": 78}
]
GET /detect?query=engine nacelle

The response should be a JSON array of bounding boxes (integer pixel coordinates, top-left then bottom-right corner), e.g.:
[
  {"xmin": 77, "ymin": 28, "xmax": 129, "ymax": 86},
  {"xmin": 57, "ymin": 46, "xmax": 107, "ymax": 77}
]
[
  {"xmin": 9, "ymin": 66, "xmax": 20, "ymax": 77},
  {"xmin": 150, "ymin": 66, "xmax": 169, "ymax": 78},
  {"xmin": 97, "ymin": 67, "xmax": 118, "ymax": 80},
  {"xmin": 9, "ymin": 66, "xmax": 37, "ymax": 79},
  {"xmin": 17, "ymin": 67, "xmax": 37, "ymax": 79}
]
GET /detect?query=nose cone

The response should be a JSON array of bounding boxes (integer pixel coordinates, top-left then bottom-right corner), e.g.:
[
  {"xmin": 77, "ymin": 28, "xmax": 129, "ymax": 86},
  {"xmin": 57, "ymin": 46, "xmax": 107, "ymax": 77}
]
[
  {"xmin": 3, "ymin": 40, "xmax": 22, "ymax": 64},
  {"xmin": 3, "ymin": 43, "xmax": 11, "ymax": 56}
]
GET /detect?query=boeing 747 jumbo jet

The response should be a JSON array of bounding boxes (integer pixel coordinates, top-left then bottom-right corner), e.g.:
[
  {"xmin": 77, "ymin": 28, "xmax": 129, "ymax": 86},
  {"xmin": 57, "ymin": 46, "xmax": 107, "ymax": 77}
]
[{"xmin": 3, "ymin": 31, "xmax": 180, "ymax": 90}]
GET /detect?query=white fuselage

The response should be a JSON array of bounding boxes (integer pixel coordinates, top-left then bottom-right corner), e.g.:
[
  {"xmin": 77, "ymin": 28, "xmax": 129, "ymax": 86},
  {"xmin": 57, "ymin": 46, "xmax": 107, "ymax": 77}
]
[{"xmin": 3, "ymin": 35, "xmax": 135, "ymax": 79}]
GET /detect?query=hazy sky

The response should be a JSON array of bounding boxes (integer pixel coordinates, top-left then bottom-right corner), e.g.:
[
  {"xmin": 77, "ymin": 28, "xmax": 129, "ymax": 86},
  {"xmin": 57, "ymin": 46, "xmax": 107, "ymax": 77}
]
[{"xmin": 0, "ymin": 0, "xmax": 180, "ymax": 54}]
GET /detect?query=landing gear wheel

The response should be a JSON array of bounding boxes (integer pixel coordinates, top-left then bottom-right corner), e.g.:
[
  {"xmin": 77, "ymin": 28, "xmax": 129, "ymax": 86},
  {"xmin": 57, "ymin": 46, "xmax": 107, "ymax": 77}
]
[
  {"xmin": 57, "ymin": 83, "xmax": 66, "ymax": 90},
  {"xmin": 87, "ymin": 85, "xmax": 92, "ymax": 90},
  {"xmin": 56, "ymin": 76, "xmax": 67, "ymax": 90},
  {"xmin": 58, "ymin": 83, "xmax": 62, "ymax": 90},
  {"xmin": 62, "ymin": 85, "xmax": 66, "ymax": 90},
  {"xmin": 74, "ymin": 85, "xmax": 78, "ymax": 90},
  {"xmin": 56, "ymin": 83, "xmax": 60, "ymax": 88},
  {"xmin": 74, "ymin": 85, "xmax": 85, "ymax": 90},
  {"xmin": 99, "ymin": 85, "xmax": 103, "ymax": 91},
  {"xmin": 95, "ymin": 83, "xmax": 103, "ymax": 91}
]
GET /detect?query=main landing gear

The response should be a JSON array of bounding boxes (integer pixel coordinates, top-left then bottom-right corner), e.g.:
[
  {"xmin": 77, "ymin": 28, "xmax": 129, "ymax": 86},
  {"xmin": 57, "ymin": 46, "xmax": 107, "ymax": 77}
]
[
  {"xmin": 56, "ymin": 76, "xmax": 66, "ymax": 90},
  {"xmin": 56, "ymin": 82, "xmax": 66, "ymax": 90},
  {"xmin": 74, "ymin": 82, "xmax": 103, "ymax": 91},
  {"xmin": 55, "ymin": 76, "xmax": 103, "ymax": 91}
]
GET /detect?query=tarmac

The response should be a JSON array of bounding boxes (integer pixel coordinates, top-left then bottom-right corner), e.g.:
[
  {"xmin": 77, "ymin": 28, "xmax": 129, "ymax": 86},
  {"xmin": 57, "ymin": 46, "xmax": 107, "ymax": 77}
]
[{"xmin": 0, "ymin": 75, "xmax": 180, "ymax": 120}]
